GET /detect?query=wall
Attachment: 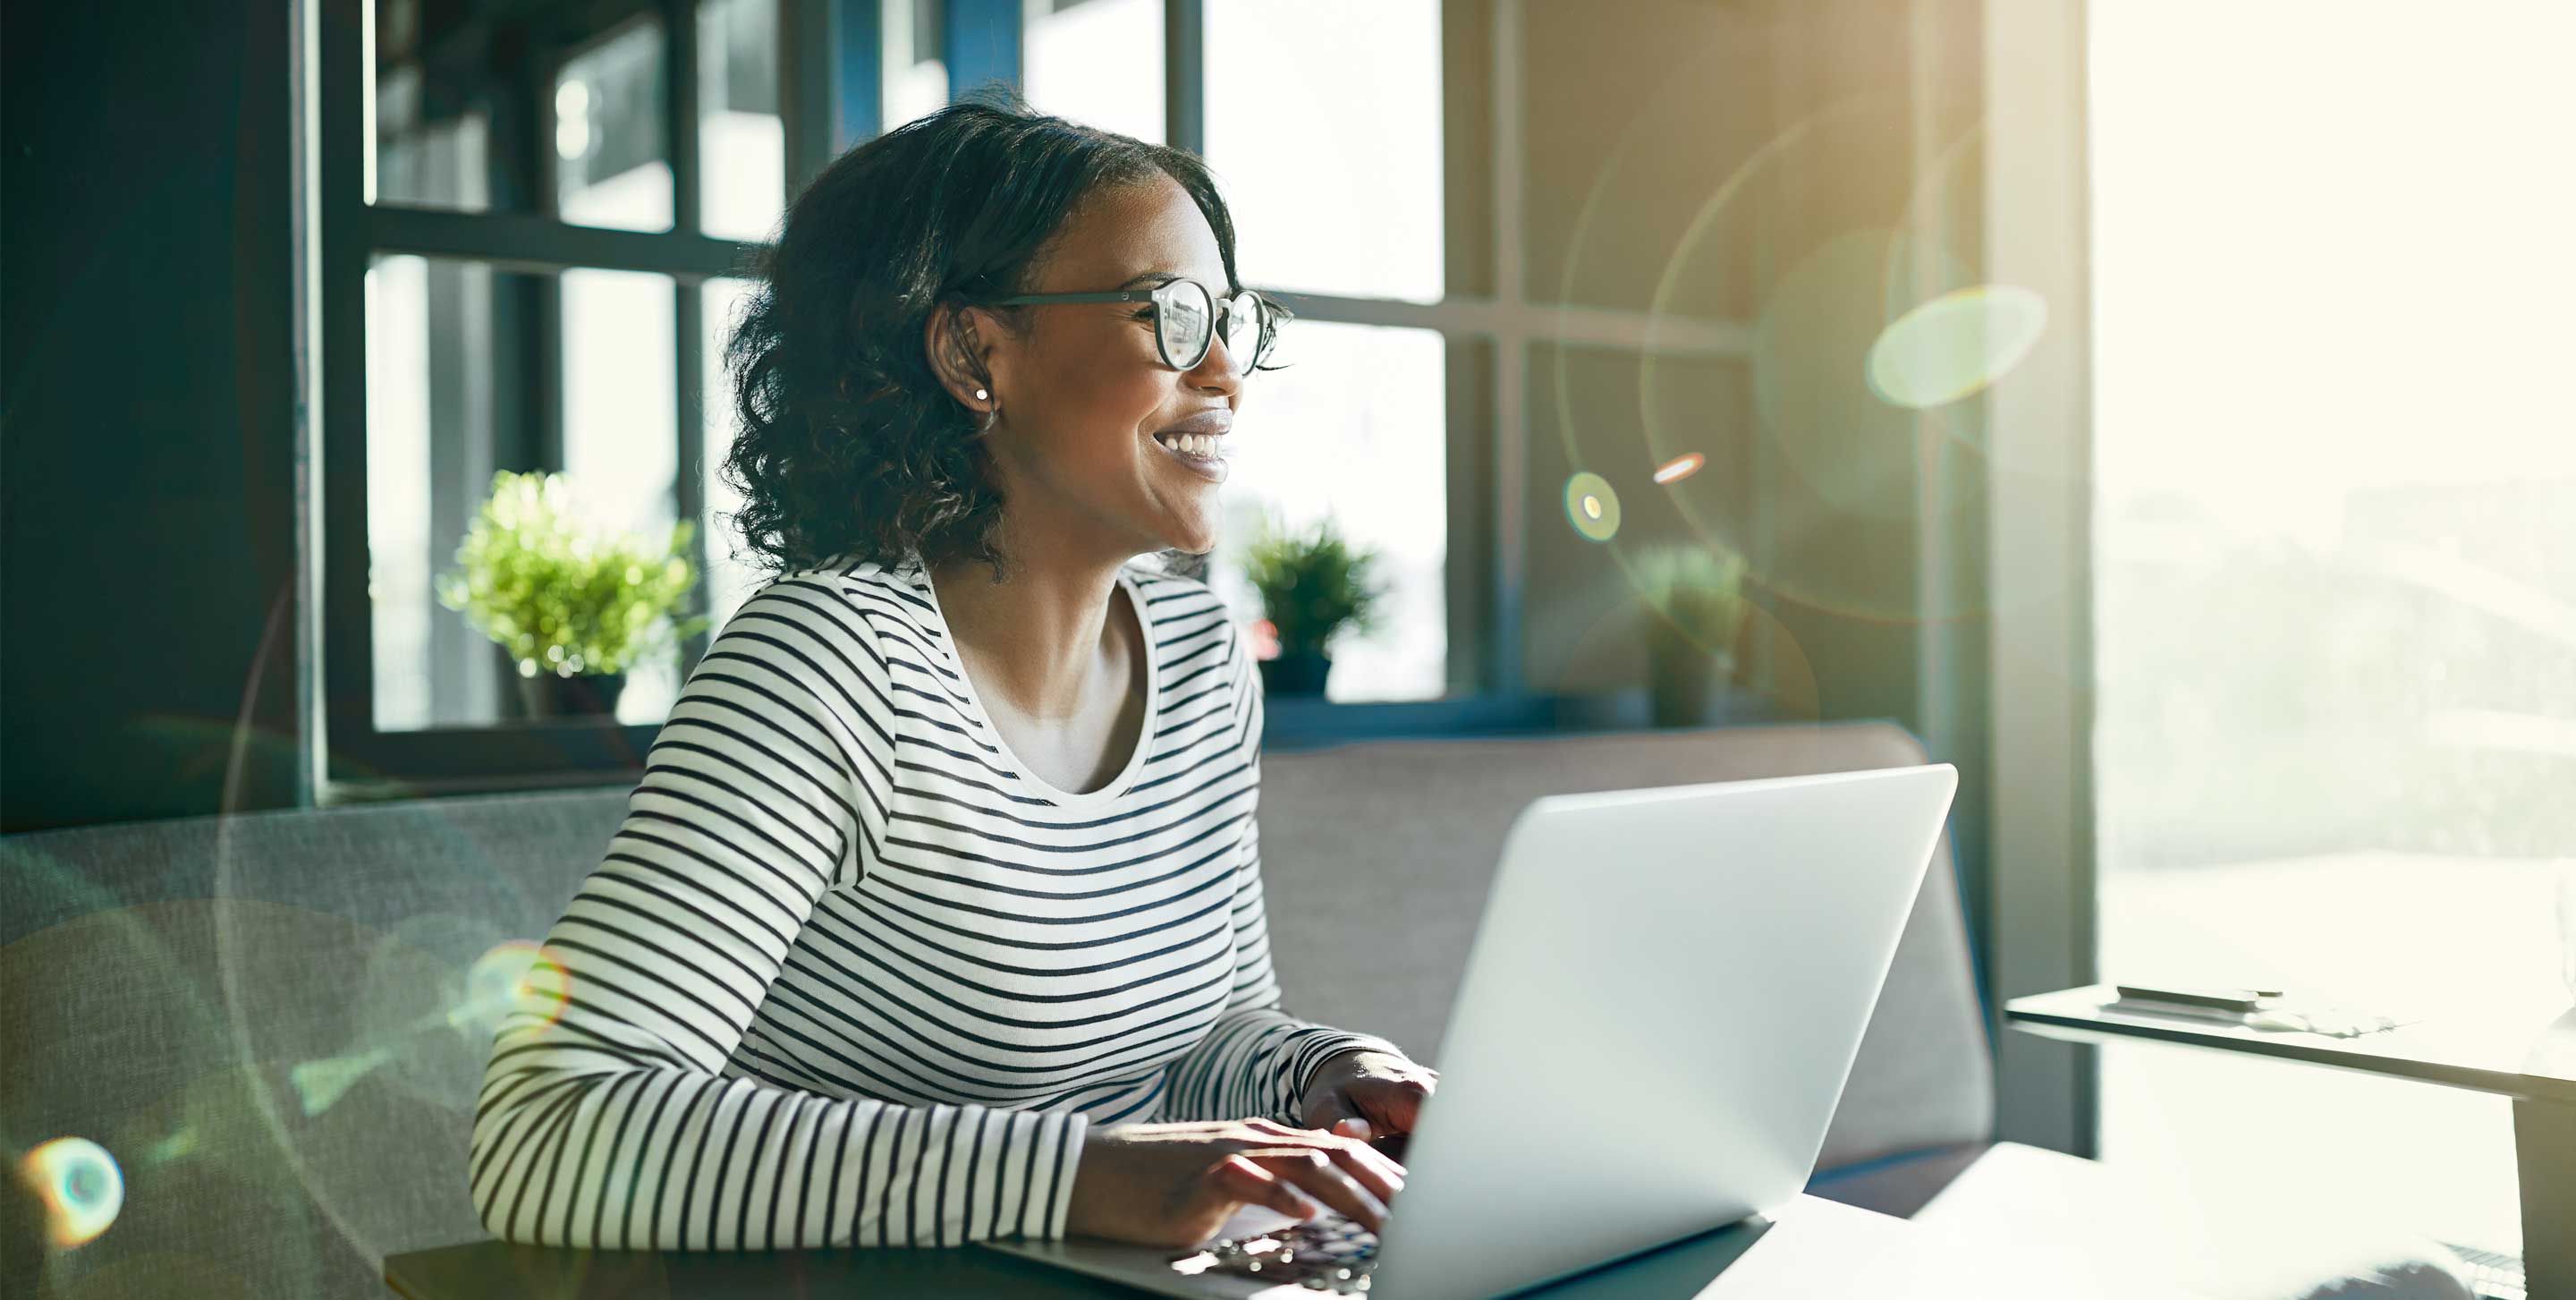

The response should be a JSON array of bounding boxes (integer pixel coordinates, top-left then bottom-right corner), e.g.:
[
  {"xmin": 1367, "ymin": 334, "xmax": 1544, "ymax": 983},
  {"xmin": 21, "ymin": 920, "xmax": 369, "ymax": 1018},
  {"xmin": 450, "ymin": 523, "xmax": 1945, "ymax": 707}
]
[{"xmin": 2, "ymin": 0, "xmax": 306, "ymax": 831}]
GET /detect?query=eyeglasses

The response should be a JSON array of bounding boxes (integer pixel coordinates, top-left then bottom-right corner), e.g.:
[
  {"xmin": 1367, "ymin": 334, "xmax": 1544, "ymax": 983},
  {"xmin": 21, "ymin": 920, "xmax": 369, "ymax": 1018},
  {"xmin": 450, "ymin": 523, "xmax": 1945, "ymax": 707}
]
[{"xmin": 993, "ymin": 276, "xmax": 1284, "ymax": 373}]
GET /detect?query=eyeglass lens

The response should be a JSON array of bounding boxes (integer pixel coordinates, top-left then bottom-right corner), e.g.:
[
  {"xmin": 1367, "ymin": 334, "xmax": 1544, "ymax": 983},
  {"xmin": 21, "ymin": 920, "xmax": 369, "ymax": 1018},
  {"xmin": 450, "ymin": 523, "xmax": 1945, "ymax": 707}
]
[
  {"xmin": 1156, "ymin": 280, "xmax": 1212, "ymax": 368},
  {"xmin": 1154, "ymin": 280, "xmax": 1271, "ymax": 370},
  {"xmin": 1221, "ymin": 293, "xmax": 1267, "ymax": 368}
]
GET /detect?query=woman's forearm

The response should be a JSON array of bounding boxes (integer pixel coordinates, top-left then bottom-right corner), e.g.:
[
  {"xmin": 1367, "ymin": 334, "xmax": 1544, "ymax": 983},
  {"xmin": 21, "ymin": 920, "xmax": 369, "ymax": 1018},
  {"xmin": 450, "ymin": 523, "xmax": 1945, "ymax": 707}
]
[{"xmin": 471, "ymin": 1040, "xmax": 1088, "ymax": 1249}]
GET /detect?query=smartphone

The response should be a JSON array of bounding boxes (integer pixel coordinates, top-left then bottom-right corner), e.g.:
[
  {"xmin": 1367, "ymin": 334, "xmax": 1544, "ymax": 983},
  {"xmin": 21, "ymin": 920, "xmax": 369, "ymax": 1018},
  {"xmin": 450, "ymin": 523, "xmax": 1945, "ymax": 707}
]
[{"xmin": 2112, "ymin": 982, "xmax": 2279, "ymax": 1013}]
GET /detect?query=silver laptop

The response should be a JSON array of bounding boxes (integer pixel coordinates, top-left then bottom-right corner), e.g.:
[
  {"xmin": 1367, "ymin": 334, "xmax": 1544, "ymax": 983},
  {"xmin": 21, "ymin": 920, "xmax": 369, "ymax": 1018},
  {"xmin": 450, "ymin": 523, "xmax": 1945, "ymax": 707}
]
[{"xmin": 983, "ymin": 763, "xmax": 1960, "ymax": 1300}]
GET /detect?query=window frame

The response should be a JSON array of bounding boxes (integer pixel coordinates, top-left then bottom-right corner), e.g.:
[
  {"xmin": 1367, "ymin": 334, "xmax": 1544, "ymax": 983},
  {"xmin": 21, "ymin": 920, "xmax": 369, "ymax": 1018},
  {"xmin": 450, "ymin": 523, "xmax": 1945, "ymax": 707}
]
[
  {"xmin": 316, "ymin": 0, "xmax": 844, "ymax": 799},
  {"xmin": 310, "ymin": 0, "xmax": 1773, "ymax": 804}
]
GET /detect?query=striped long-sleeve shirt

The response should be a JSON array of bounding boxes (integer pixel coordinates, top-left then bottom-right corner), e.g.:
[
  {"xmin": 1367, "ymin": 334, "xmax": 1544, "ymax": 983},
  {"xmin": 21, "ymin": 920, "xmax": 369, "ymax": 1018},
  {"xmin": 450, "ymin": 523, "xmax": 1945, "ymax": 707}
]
[{"xmin": 467, "ymin": 549, "xmax": 1406, "ymax": 1251}]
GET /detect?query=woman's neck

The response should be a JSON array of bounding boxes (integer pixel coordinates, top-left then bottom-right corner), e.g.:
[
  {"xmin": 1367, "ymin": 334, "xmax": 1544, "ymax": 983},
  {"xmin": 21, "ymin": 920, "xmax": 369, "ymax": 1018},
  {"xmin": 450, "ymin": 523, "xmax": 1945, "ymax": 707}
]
[{"xmin": 927, "ymin": 543, "xmax": 1137, "ymax": 724}]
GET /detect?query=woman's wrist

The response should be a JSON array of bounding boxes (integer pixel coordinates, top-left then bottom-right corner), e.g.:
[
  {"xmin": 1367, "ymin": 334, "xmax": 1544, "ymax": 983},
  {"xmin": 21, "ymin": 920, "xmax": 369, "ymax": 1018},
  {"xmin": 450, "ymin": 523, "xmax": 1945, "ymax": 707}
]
[{"xmin": 1298, "ymin": 1043, "xmax": 1409, "ymax": 1108}]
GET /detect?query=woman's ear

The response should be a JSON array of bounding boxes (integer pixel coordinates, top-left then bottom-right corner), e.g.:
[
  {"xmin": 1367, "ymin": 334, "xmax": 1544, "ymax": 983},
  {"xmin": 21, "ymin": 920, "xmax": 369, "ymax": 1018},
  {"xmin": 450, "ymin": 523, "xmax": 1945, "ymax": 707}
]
[{"xmin": 924, "ymin": 304, "xmax": 1002, "ymax": 413}]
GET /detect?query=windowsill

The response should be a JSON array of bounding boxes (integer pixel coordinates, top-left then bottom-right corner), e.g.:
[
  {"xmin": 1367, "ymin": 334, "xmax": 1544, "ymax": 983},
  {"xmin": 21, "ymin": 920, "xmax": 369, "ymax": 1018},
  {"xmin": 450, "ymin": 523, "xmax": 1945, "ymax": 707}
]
[
  {"xmin": 319, "ymin": 687, "xmax": 1784, "ymax": 803},
  {"xmin": 321, "ymin": 759, "xmax": 648, "ymax": 806}
]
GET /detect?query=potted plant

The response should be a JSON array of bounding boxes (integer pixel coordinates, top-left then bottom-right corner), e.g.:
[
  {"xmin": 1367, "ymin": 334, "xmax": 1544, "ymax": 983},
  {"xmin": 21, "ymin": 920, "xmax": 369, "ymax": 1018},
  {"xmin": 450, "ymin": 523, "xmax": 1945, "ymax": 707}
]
[
  {"xmin": 436, "ymin": 471, "xmax": 711, "ymax": 720},
  {"xmin": 1240, "ymin": 513, "xmax": 1385, "ymax": 698},
  {"xmin": 1632, "ymin": 543, "xmax": 1749, "ymax": 727}
]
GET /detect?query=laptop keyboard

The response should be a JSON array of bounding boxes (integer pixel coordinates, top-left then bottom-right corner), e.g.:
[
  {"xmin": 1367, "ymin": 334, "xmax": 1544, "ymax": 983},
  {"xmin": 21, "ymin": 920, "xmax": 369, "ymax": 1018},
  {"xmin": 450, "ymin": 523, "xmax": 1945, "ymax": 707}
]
[
  {"xmin": 2436, "ymin": 1241, "xmax": 2523, "ymax": 1300},
  {"xmin": 1167, "ymin": 1213, "xmax": 1379, "ymax": 1292}
]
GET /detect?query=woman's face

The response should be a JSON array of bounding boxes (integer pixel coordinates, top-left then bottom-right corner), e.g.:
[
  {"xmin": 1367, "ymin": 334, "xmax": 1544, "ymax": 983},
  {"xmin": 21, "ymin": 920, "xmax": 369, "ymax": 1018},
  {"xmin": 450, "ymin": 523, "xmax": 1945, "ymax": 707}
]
[{"xmin": 936, "ymin": 173, "xmax": 1246, "ymax": 560}]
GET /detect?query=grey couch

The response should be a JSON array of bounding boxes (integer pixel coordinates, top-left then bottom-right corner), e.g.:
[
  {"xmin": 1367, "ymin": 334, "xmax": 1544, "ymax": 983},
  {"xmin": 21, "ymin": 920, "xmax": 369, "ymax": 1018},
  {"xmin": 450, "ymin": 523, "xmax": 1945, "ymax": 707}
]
[{"xmin": 0, "ymin": 721, "xmax": 2462, "ymax": 1298}]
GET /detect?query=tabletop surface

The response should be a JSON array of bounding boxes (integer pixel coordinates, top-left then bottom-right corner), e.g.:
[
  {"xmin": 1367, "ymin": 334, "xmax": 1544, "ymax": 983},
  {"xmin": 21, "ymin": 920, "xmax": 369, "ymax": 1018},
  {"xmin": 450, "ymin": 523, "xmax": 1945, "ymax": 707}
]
[
  {"xmin": 2006, "ymin": 983, "xmax": 2576, "ymax": 1103},
  {"xmin": 384, "ymin": 1194, "xmax": 2128, "ymax": 1300}
]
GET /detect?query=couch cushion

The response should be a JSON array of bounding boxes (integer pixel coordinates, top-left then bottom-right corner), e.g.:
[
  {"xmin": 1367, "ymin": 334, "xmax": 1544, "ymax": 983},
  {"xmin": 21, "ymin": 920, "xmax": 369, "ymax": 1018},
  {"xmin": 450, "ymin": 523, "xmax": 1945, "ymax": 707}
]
[
  {"xmin": 2, "ymin": 786, "xmax": 632, "ymax": 1299},
  {"xmin": 1255, "ymin": 720, "xmax": 1996, "ymax": 1171}
]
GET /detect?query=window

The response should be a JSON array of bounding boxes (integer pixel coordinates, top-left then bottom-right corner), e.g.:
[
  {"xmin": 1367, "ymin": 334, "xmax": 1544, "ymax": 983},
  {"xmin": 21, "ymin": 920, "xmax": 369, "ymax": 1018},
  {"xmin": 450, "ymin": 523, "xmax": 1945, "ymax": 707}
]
[
  {"xmin": 1204, "ymin": 0, "xmax": 1441, "ymax": 304},
  {"xmin": 1197, "ymin": 0, "xmax": 1450, "ymax": 701},
  {"xmin": 554, "ymin": 17, "xmax": 674, "ymax": 231},
  {"xmin": 1206, "ymin": 323, "xmax": 1448, "ymax": 702},
  {"xmin": 2089, "ymin": 3, "xmax": 2576, "ymax": 1259},
  {"xmin": 882, "ymin": 0, "xmax": 951, "ymax": 132},
  {"xmin": 1025, "ymin": 0, "xmax": 1164, "ymax": 145},
  {"xmin": 326, "ymin": 0, "xmax": 809, "ymax": 791},
  {"xmin": 325, "ymin": 0, "xmax": 1514, "ymax": 793},
  {"xmin": 699, "ymin": 0, "xmax": 787, "ymax": 241}
]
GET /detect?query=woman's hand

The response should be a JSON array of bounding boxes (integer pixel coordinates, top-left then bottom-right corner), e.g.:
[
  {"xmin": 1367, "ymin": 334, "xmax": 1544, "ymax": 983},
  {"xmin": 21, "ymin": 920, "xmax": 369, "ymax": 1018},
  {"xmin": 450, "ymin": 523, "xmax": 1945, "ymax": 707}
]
[
  {"xmin": 1064, "ymin": 1119, "xmax": 1406, "ymax": 1248},
  {"xmin": 1295, "ymin": 1049, "xmax": 1438, "ymax": 1150}
]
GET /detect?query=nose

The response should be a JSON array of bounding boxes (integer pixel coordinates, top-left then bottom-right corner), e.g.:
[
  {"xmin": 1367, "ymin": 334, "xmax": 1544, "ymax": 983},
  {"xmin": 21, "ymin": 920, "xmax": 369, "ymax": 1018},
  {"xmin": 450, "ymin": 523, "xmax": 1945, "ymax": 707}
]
[{"xmin": 1184, "ymin": 324, "xmax": 1245, "ymax": 395}]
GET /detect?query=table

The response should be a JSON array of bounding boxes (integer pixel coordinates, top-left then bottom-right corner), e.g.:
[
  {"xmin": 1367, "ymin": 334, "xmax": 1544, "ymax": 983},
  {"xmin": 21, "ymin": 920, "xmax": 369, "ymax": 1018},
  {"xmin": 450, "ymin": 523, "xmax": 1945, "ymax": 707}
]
[
  {"xmin": 2006, "ymin": 983, "xmax": 2576, "ymax": 1298},
  {"xmin": 384, "ymin": 1193, "xmax": 2110, "ymax": 1299}
]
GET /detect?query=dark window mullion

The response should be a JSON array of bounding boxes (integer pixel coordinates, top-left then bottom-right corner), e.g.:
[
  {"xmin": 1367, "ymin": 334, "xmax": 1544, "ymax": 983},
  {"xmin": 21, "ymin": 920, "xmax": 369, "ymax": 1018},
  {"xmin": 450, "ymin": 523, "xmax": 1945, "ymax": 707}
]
[
  {"xmin": 791, "ymin": 0, "xmax": 832, "ymax": 173},
  {"xmin": 526, "ymin": 39, "xmax": 568, "ymax": 495},
  {"xmin": 1164, "ymin": 0, "xmax": 1203, "ymax": 156},
  {"xmin": 366, "ymin": 206, "xmax": 751, "ymax": 279},
  {"xmin": 320, "ymin": 0, "xmax": 377, "ymax": 782},
  {"xmin": 666, "ymin": 0, "xmax": 703, "ymax": 235},
  {"xmin": 665, "ymin": 0, "xmax": 709, "ymax": 671}
]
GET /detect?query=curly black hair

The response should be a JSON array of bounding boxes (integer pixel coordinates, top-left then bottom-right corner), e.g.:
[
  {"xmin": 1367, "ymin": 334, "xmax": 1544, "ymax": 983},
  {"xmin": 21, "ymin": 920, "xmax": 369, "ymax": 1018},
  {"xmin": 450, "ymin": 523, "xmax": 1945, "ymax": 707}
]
[{"xmin": 716, "ymin": 84, "xmax": 1284, "ymax": 588}]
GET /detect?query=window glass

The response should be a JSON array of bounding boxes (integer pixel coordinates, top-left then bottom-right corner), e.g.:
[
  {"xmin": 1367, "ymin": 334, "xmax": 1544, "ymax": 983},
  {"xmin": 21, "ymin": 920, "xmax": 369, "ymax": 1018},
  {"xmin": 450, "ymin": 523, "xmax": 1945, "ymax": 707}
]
[
  {"xmin": 366, "ymin": 256, "xmax": 524, "ymax": 731},
  {"xmin": 701, "ymin": 276, "xmax": 768, "ymax": 631},
  {"xmin": 1208, "ymin": 321, "xmax": 1447, "ymax": 702},
  {"xmin": 1024, "ymin": 0, "xmax": 1164, "ymax": 142},
  {"xmin": 699, "ymin": 0, "xmax": 784, "ymax": 241},
  {"xmin": 561, "ymin": 269, "xmax": 682, "ymax": 724},
  {"xmin": 2091, "ymin": 2, "xmax": 2576, "ymax": 1258},
  {"xmin": 365, "ymin": 258, "xmax": 687, "ymax": 732},
  {"xmin": 371, "ymin": 56, "xmax": 491, "ymax": 212},
  {"xmin": 884, "ymin": 0, "xmax": 951, "ymax": 132},
  {"xmin": 555, "ymin": 17, "xmax": 674, "ymax": 231},
  {"xmin": 370, "ymin": 0, "xmax": 487, "ymax": 211},
  {"xmin": 368, "ymin": 255, "xmax": 444, "ymax": 730},
  {"xmin": 1204, "ymin": 0, "xmax": 1441, "ymax": 302},
  {"xmin": 369, "ymin": 0, "xmax": 672, "ymax": 227}
]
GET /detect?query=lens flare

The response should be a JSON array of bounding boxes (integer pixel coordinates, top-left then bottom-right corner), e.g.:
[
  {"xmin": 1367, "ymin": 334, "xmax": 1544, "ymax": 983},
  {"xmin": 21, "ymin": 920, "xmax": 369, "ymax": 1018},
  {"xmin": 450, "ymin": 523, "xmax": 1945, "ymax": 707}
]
[
  {"xmin": 21, "ymin": 1137, "xmax": 123, "ymax": 1249},
  {"xmin": 1864, "ymin": 284, "xmax": 2047, "ymax": 409},
  {"xmin": 290, "ymin": 1046, "xmax": 397, "ymax": 1117},
  {"xmin": 143, "ymin": 1126, "xmax": 198, "ymax": 1166},
  {"xmin": 1563, "ymin": 472, "xmax": 1622, "ymax": 542},
  {"xmin": 1653, "ymin": 453, "xmax": 1705, "ymax": 486},
  {"xmin": 458, "ymin": 939, "xmax": 575, "ymax": 1033}
]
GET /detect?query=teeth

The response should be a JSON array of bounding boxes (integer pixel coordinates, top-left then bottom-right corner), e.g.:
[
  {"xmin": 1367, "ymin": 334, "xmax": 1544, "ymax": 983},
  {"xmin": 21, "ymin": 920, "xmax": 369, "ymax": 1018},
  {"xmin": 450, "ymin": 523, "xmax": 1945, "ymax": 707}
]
[{"xmin": 1160, "ymin": 432, "xmax": 1222, "ymax": 457}]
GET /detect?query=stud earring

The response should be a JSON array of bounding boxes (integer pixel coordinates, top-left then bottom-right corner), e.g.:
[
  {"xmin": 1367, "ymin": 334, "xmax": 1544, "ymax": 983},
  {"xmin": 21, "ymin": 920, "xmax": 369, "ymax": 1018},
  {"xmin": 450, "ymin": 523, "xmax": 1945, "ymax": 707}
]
[{"xmin": 974, "ymin": 387, "xmax": 989, "ymax": 401}]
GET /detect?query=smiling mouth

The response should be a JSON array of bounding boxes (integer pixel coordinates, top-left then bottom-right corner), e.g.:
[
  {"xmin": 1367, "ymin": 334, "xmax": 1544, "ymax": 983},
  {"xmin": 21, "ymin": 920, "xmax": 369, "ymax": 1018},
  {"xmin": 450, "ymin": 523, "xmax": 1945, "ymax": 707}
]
[{"xmin": 1152, "ymin": 431, "xmax": 1226, "ymax": 458}]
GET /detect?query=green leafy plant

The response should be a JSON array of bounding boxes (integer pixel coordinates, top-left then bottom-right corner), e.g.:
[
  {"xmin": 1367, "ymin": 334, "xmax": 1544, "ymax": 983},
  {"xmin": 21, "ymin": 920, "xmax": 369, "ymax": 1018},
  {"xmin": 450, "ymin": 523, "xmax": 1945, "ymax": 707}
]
[
  {"xmin": 1240, "ymin": 512, "xmax": 1385, "ymax": 657},
  {"xmin": 435, "ymin": 471, "xmax": 711, "ymax": 679},
  {"xmin": 1632, "ymin": 543, "xmax": 1749, "ymax": 657}
]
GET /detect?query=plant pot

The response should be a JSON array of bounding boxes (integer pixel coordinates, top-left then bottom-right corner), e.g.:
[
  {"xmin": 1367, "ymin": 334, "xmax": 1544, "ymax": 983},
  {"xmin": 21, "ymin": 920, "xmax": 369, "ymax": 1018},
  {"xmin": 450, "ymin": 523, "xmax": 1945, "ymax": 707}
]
[
  {"xmin": 1643, "ymin": 622, "xmax": 1733, "ymax": 728},
  {"xmin": 516, "ymin": 670, "xmax": 628, "ymax": 720},
  {"xmin": 1258, "ymin": 650, "xmax": 1334, "ymax": 698}
]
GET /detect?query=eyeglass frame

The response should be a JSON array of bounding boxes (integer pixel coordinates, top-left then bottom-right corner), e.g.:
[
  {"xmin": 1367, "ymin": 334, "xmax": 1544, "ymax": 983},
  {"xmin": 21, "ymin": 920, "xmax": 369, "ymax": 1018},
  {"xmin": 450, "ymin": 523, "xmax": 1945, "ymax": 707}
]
[{"xmin": 990, "ymin": 277, "xmax": 1286, "ymax": 373}]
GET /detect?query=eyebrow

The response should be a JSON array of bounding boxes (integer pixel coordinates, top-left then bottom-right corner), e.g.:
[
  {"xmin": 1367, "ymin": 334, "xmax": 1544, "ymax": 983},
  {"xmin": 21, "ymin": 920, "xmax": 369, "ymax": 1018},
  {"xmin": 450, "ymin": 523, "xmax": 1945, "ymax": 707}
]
[{"xmin": 1117, "ymin": 270, "xmax": 1183, "ymax": 290}]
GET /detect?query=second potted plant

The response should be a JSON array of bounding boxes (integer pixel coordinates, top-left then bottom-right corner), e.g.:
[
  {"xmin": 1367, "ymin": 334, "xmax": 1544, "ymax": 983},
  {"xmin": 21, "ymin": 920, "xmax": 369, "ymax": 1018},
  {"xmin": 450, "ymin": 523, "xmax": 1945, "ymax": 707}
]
[
  {"xmin": 1240, "ymin": 513, "xmax": 1385, "ymax": 698},
  {"xmin": 1632, "ymin": 543, "xmax": 1749, "ymax": 728}
]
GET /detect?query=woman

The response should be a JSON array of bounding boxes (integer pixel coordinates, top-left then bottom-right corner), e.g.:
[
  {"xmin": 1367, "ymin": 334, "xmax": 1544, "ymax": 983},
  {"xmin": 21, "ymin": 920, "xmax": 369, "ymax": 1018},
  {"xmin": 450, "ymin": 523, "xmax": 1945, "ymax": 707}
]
[{"xmin": 467, "ymin": 90, "xmax": 1438, "ymax": 1253}]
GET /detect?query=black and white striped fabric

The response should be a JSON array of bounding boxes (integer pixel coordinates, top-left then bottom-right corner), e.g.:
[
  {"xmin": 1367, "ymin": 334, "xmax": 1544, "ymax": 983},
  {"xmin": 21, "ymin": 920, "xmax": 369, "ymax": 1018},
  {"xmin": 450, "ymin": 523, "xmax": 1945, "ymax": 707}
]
[{"xmin": 469, "ymin": 551, "xmax": 1404, "ymax": 1251}]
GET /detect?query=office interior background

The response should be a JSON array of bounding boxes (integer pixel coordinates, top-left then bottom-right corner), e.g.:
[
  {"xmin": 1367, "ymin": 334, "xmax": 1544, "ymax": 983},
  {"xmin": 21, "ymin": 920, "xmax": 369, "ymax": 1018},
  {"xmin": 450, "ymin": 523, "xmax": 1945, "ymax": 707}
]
[{"xmin": 5, "ymin": 0, "xmax": 2573, "ymax": 1288}]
